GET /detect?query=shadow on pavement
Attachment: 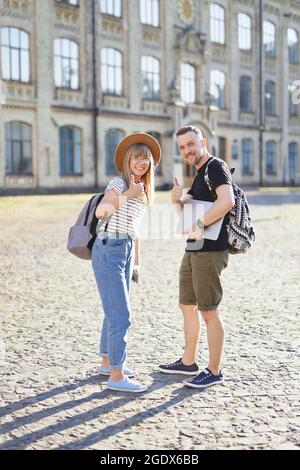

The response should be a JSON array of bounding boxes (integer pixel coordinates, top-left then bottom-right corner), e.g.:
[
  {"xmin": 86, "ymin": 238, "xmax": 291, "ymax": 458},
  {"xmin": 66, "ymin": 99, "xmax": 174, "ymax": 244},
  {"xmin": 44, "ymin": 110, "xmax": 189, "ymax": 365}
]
[{"xmin": 0, "ymin": 371, "xmax": 202, "ymax": 450}]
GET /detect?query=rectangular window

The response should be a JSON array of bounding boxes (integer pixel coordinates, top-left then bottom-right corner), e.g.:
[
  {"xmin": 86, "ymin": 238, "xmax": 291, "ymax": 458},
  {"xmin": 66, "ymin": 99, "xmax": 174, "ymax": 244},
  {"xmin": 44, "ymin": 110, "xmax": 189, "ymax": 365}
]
[
  {"xmin": 100, "ymin": 0, "xmax": 122, "ymax": 17},
  {"xmin": 264, "ymin": 21, "xmax": 276, "ymax": 58},
  {"xmin": 238, "ymin": 13, "xmax": 251, "ymax": 50},
  {"xmin": 210, "ymin": 3, "xmax": 225, "ymax": 44},
  {"xmin": 140, "ymin": 0, "xmax": 159, "ymax": 27}
]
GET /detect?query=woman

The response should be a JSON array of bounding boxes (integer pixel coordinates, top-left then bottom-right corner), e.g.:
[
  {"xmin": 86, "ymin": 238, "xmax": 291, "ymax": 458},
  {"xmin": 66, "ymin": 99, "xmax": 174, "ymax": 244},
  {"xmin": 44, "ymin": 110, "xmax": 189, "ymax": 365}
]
[{"xmin": 92, "ymin": 133, "xmax": 161, "ymax": 393}]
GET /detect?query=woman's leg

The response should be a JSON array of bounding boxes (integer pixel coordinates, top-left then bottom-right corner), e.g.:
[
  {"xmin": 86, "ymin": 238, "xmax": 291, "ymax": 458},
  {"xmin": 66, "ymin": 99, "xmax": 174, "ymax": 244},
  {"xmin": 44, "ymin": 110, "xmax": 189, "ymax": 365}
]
[{"xmin": 92, "ymin": 239, "xmax": 132, "ymax": 381}]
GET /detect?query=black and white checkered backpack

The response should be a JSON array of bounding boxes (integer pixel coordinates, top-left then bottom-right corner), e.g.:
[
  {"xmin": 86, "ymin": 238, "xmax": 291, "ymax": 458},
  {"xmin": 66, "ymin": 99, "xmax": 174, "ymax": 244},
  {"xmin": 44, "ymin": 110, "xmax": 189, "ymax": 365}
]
[{"xmin": 205, "ymin": 157, "xmax": 255, "ymax": 255}]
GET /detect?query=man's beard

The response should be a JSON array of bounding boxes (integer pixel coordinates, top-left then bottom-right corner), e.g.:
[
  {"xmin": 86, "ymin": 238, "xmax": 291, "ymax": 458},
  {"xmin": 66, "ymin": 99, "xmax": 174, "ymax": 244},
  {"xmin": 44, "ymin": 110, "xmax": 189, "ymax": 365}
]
[{"xmin": 194, "ymin": 152, "xmax": 203, "ymax": 166}]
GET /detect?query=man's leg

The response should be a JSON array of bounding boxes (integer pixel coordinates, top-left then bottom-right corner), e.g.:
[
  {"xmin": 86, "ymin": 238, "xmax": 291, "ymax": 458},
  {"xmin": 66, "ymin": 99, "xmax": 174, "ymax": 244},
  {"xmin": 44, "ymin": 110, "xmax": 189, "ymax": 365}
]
[
  {"xmin": 200, "ymin": 309, "xmax": 224, "ymax": 375},
  {"xmin": 180, "ymin": 304, "xmax": 201, "ymax": 365}
]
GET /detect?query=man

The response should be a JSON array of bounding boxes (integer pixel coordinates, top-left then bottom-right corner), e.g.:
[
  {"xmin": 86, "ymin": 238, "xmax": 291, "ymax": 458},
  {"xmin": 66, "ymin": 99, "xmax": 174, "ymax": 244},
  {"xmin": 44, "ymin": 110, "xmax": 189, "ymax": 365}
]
[{"xmin": 158, "ymin": 126, "xmax": 235, "ymax": 388}]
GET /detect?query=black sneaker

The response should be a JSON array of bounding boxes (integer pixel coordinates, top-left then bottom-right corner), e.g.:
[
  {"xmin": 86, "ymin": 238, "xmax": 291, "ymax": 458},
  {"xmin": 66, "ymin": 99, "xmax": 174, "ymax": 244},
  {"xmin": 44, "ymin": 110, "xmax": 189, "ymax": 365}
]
[
  {"xmin": 183, "ymin": 368, "xmax": 224, "ymax": 388},
  {"xmin": 158, "ymin": 358, "xmax": 199, "ymax": 376}
]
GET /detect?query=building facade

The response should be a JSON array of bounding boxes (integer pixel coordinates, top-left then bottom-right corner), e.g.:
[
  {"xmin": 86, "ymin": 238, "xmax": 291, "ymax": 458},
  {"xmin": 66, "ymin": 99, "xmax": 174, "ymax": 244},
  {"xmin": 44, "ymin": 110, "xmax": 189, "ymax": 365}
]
[{"xmin": 0, "ymin": 0, "xmax": 300, "ymax": 193}]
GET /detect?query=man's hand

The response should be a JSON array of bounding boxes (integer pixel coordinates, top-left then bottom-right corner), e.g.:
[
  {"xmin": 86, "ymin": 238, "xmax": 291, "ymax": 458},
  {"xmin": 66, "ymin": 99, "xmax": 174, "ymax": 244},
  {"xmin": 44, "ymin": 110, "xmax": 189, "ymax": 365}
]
[
  {"xmin": 127, "ymin": 175, "xmax": 145, "ymax": 199},
  {"xmin": 171, "ymin": 177, "xmax": 183, "ymax": 204}
]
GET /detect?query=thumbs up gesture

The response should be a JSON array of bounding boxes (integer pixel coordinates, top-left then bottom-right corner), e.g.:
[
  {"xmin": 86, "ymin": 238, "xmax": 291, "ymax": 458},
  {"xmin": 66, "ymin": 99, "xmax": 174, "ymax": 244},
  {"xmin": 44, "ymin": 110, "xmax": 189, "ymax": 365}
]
[
  {"xmin": 171, "ymin": 176, "xmax": 183, "ymax": 204},
  {"xmin": 128, "ymin": 174, "xmax": 145, "ymax": 199}
]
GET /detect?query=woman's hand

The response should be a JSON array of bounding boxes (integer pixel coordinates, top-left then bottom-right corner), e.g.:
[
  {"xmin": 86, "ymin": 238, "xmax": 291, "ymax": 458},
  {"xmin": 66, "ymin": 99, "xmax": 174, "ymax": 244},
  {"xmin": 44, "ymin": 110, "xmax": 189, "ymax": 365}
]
[
  {"xmin": 126, "ymin": 175, "xmax": 145, "ymax": 199},
  {"xmin": 132, "ymin": 265, "xmax": 140, "ymax": 284}
]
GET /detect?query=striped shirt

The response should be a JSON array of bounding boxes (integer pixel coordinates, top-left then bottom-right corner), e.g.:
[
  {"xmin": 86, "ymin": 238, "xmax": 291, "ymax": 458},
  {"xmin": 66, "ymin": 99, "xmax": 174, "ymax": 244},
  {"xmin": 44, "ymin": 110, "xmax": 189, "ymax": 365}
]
[{"xmin": 96, "ymin": 176, "xmax": 146, "ymax": 239}]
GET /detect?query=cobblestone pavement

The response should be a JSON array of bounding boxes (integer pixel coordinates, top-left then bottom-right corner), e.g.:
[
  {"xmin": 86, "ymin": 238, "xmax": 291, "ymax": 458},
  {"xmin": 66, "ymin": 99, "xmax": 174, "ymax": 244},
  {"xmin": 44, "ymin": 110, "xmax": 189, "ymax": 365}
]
[{"xmin": 0, "ymin": 191, "xmax": 299, "ymax": 450}]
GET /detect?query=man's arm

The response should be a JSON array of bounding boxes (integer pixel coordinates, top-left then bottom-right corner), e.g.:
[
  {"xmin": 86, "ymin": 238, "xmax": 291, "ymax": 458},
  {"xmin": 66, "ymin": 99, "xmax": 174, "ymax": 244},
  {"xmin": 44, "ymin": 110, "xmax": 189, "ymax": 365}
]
[{"xmin": 202, "ymin": 184, "xmax": 235, "ymax": 227}]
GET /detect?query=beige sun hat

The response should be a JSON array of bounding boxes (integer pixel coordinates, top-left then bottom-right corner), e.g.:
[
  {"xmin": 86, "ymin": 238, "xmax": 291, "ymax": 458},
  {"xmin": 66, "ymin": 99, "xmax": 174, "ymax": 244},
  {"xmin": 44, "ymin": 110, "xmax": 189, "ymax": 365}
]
[{"xmin": 114, "ymin": 132, "xmax": 162, "ymax": 173}]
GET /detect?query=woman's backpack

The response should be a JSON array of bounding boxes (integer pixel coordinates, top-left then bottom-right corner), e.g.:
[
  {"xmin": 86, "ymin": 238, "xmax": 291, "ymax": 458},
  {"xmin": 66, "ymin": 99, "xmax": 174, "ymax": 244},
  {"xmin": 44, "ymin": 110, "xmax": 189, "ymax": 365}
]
[{"xmin": 67, "ymin": 193, "xmax": 108, "ymax": 260}]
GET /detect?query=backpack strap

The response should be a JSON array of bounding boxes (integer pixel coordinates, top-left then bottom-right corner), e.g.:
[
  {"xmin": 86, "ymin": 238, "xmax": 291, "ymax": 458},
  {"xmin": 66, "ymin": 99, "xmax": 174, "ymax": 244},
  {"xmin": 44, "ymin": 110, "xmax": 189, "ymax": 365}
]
[
  {"xmin": 204, "ymin": 157, "xmax": 235, "ymax": 197},
  {"xmin": 84, "ymin": 195, "xmax": 96, "ymax": 226},
  {"xmin": 204, "ymin": 158, "xmax": 216, "ymax": 198}
]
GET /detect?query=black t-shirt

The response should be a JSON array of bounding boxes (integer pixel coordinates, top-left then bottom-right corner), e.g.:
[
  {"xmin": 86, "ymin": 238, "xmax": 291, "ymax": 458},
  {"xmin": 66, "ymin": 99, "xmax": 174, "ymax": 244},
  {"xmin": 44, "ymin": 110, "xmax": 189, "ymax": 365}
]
[{"xmin": 185, "ymin": 157, "xmax": 232, "ymax": 252}]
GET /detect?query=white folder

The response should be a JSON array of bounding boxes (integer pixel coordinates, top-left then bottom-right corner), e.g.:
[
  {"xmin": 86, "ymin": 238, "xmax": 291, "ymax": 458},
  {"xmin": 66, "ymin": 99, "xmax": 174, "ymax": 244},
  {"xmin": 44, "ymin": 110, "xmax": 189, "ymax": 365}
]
[{"xmin": 178, "ymin": 199, "xmax": 224, "ymax": 241}]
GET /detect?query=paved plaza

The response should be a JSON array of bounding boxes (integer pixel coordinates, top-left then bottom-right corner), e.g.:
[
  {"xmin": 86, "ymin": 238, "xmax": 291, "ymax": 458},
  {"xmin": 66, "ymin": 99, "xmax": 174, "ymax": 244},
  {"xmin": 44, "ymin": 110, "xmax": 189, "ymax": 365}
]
[{"xmin": 0, "ymin": 190, "xmax": 299, "ymax": 450}]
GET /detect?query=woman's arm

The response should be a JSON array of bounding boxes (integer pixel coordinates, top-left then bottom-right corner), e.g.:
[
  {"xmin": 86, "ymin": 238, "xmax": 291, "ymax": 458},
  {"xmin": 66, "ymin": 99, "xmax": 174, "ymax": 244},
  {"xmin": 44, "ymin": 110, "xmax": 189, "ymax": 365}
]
[
  {"xmin": 95, "ymin": 176, "xmax": 144, "ymax": 219},
  {"xmin": 134, "ymin": 238, "xmax": 140, "ymax": 268}
]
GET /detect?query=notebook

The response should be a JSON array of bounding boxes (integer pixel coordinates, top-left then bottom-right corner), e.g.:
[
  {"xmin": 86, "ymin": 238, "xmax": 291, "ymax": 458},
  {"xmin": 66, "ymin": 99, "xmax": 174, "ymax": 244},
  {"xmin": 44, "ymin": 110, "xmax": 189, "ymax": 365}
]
[{"xmin": 178, "ymin": 199, "xmax": 224, "ymax": 241}]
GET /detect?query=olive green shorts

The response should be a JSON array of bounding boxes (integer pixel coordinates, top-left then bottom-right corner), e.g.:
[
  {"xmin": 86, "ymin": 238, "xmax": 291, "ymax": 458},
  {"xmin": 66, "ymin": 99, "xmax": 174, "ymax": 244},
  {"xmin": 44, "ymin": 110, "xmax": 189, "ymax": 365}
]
[{"xmin": 179, "ymin": 250, "xmax": 229, "ymax": 311}]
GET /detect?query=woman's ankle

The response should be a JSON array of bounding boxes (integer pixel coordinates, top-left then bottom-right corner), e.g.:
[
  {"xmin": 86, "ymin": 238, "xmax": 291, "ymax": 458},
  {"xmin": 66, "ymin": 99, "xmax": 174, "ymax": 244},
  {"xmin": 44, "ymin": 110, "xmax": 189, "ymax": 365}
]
[
  {"xmin": 110, "ymin": 370, "xmax": 125, "ymax": 382},
  {"xmin": 102, "ymin": 357, "xmax": 109, "ymax": 368}
]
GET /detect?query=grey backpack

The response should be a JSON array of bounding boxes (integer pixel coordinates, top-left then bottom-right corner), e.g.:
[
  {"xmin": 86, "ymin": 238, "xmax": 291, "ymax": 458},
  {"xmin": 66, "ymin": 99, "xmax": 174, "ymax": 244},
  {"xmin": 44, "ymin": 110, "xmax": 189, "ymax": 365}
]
[
  {"xmin": 67, "ymin": 193, "xmax": 108, "ymax": 260},
  {"xmin": 205, "ymin": 158, "xmax": 255, "ymax": 255}
]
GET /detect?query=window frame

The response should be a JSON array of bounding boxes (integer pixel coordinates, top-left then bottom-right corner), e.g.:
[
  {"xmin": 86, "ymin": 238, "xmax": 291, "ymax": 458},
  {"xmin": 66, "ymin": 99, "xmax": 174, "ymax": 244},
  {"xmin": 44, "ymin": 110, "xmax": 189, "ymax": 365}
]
[
  {"xmin": 180, "ymin": 62, "xmax": 196, "ymax": 104},
  {"xmin": 265, "ymin": 140, "xmax": 277, "ymax": 176},
  {"xmin": 210, "ymin": 3, "xmax": 225, "ymax": 45},
  {"xmin": 105, "ymin": 128, "xmax": 125, "ymax": 175},
  {"xmin": 59, "ymin": 126, "xmax": 82, "ymax": 175},
  {"xmin": 101, "ymin": 47, "xmax": 123, "ymax": 96},
  {"xmin": 54, "ymin": 38, "xmax": 80, "ymax": 90},
  {"xmin": 140, "ymin": 0, "xmax": 160, "ymax": 28},
  {"xmin": 238, "ymin": 12, "xmax": 252, "ymax": 51},
  {"xmin": 210, "ymin": 69, "xmax": 226, "ymax": 109},
  {"xmin": 263, "ymin": 20, "xmax": 276, "ymax": 58},
  {"xmin": 288, "ymin": 28, "xmax": 298, "ymax": 64},
  {"xmin": 100, "ymin": 0, "xmax": 122, "ymax": 18},
  {"xmin": 141, "ymin": 55, "xmax": 160, "ymax": 101},
  {"xmin": 241, "ymin": 138, "xmax": 253, "ymax": 175},
  {"xmin": 5, "ymin": 121, "xmax": 32, "ymax": 175},
  {"xmin": 265, "ymin": 80, "xmax": 276, "ymax": 116},
  {"xmin": 239, "ymin": 75, "xmax": 252, "ymax": 113},
  {"xmin": 0, "ymin": 27, "xmax": 30, "ymax": 83}
]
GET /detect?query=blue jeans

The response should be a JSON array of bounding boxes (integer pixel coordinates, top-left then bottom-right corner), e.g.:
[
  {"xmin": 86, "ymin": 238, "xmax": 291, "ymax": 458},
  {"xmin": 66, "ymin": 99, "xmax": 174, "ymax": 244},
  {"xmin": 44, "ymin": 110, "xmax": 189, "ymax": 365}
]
[{"xmin": 91, "ymin": 236, "xmax": 134, "ymax": 370}]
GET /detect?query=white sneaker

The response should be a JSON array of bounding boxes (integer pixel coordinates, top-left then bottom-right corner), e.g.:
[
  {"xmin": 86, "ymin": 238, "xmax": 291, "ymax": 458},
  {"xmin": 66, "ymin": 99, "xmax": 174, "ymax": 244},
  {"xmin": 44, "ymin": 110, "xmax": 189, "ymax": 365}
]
[{"xmin": 107, "ymin": 376, "xmax": 148, "ymax": 393}]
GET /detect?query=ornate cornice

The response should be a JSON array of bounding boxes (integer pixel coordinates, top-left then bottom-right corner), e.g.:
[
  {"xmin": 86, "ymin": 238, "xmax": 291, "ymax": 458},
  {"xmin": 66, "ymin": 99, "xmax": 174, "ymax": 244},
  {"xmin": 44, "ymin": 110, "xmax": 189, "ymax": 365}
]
[
  {"xmin": 53, "ymin": 2, "xmax": 80, "ymax": 32},
  {"xmin": 0, "ymin": 0, "xmax": 32, "ymax": 19}
]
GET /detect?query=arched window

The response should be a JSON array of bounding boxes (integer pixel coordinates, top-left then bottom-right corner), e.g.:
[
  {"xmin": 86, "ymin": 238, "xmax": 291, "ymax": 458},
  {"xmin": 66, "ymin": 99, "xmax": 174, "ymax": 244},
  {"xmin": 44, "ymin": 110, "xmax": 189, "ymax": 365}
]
[
  {"xmin": 210, "ymin": 69, "xmax": 225, "ymax": 109},
  {"xmin": 265, "ymin": 81, "xmax": 276, "ymax": 116},
  {"xmin": 54, "ymin": 38, "xmax": 79, "ymax": 89},
  {"xmin": 5, "ymin": 122, "xmax": 32, "ymax": 174},
  {"xmin": 263, "ymin": 20, "xmax": 276, "ymax": 58},
  {"xmin": 1, "ymin": 27, "xmax": 30, "ymax": 82},
  {"xmin": 101, "ymin": 48, "xmax": 123, "ymax": 95},
  {"xmin": 210, "ymin": 4, "xmax": 225, "ymax": 44},
  {"xmin": 288, "ymin": 28, "xmax": 298, "ymax": 64},
  {"xmin": 105, "ymin": 128, "xmax": 125, "ymax": 175},
  {"xmin": 266, "ymin": 141, "xmax": 277, "ymax": 175},
  {"xmin": 240, "ymin": 76, "xmax": 252, "ymax": 113},
  {"xmin": 238, "ymin": 13, "xmax": 252, "ymax": 50},
  {"xmin": 288, "ymin": 142, "xmax": 298, "ymax": 184},
  {"xmin": 181, "ymin": 63, "xmax": 196, "ymax": 104},
  {"xmin": 59, "ymin": 126, "xmax": 82, "ymax": 175},
  {"xmin": 241, "ymin": 139, "xmax": 253, "ymax": 175},
  {"xmin": 141, "ymin": 56, "xmax": 160, "ymax": 100},
  {"xmin": 140, "ymin": 0, "xmax": 159, "ymax": 27}
]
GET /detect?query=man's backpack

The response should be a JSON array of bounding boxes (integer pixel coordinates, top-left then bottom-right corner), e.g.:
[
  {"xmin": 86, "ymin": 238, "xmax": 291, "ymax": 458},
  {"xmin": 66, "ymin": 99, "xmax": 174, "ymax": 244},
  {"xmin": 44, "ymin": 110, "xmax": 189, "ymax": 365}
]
[
  {"xmin": 205, "ymin": 158, "xmax": 255, "ymax": 255},
  {"xmin": 67, "ymin": 193, "xmax": 109, "ymax": 260}
]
